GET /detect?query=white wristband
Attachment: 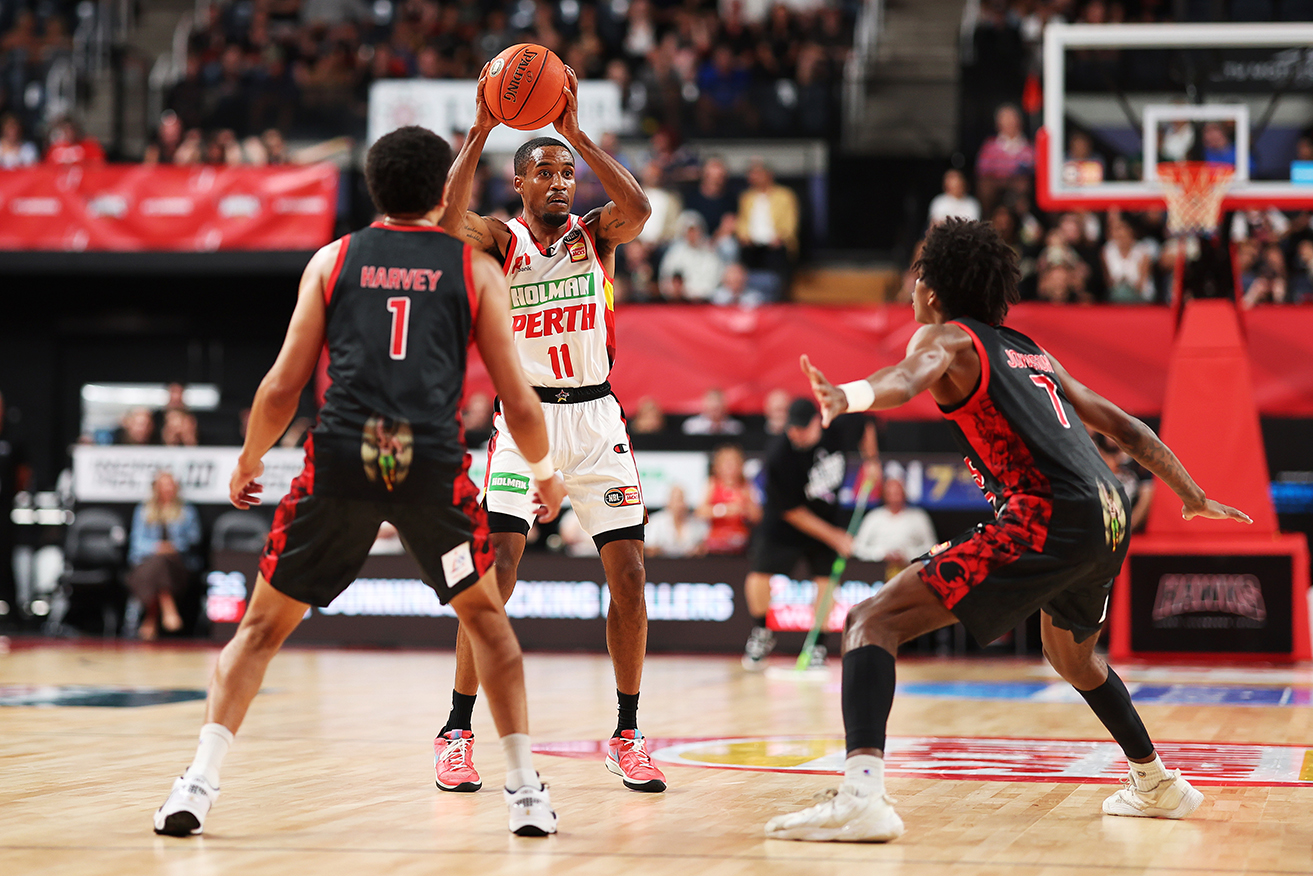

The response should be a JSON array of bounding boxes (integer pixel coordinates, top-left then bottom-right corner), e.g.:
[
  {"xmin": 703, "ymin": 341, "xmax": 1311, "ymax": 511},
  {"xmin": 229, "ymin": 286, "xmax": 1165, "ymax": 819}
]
[
  {"xmin": 527, "ymin": 455, "xmax": 555, "ymax": 481},
  {"xmin": 839, "ymin": 380, "xmax": 876, "ymax": 413}
]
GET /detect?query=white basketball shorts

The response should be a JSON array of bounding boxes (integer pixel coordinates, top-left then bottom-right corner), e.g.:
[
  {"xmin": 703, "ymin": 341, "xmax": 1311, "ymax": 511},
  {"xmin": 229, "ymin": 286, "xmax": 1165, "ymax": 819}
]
[{"xmin": 483, "ymin": 394, "xmax": 646, "ymax": 539}]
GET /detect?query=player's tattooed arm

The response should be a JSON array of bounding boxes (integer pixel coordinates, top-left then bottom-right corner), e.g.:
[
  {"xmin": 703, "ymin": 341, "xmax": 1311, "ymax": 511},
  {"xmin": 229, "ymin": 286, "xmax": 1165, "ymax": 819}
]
[
  {"xmin": 1049, "ymin": 354, "xmax": 1252, "ymax": 524},
  {"xmin": 440, "ymin": 65, "xmax": 509, "ymax": 258},
  {"xmin": 551, "ymin": 68, "xmax": 650, "ymax": 250}
]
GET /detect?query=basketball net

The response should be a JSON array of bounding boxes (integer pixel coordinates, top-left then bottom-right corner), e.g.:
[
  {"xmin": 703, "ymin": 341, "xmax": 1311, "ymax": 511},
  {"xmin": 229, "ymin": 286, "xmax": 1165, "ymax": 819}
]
[{"xmin": 1157, "ymin": 162, "xmax": 1235, "ymax": 237}]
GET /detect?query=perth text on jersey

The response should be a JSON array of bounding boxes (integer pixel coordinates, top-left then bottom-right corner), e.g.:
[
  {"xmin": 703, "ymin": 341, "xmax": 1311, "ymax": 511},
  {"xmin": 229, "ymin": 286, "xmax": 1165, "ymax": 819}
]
[{"xmin": 511, "ymin": 303, "xmax": 598, "ymax": 338}]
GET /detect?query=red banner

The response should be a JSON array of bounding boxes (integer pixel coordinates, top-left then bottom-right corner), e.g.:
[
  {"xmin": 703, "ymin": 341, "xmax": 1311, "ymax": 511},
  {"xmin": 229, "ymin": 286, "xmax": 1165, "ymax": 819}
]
[
  {"xmin": 466, "ymin": 303, "xmax": 1313, "ymax": 419},
  {"xmin": 0, "ymin": 164, "xmax": 337, "ymax": 251}
]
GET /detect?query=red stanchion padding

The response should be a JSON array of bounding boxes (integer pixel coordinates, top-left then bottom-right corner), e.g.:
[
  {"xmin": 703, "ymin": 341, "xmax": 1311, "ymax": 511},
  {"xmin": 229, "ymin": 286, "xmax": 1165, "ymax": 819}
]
[{"xmin": 1146, "ymin": 299, "xmax": 1277, "ymax": 537}]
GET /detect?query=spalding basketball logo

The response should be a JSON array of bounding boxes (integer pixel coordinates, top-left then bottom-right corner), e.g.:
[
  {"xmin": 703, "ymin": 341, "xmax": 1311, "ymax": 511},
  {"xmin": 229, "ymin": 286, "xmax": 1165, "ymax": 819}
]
[{"xmin": 489, "ymin": 58, "xmax": 504, "ymax": 76}]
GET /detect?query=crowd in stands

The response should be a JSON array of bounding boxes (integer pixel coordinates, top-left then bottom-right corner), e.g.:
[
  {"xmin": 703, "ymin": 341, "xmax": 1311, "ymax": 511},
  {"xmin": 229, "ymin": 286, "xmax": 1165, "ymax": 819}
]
[
  {"xmin": 158, "ymin": 0, "xmax": 852, "ymax": 143},
  {"xmin": 0, "ymin": 0, "xmax": 854, "ymax": 164}
]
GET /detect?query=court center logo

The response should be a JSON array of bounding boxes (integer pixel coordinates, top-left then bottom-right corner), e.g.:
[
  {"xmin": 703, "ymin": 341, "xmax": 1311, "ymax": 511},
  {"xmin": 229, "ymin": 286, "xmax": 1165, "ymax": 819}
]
[
  {"xmin": 362, "ymin": 415, "xmax": 414, "ymax": 491},
  {"xmin": 1099, "ymin": 480, "xmax": 1127, "ymax": 551}
]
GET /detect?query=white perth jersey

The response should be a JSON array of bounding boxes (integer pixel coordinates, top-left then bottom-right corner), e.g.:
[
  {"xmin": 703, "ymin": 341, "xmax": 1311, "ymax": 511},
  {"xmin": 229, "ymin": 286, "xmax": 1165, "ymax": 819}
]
[{"xmin": 503, "ymin": 214, "xmax": 615, "ymax": 387}]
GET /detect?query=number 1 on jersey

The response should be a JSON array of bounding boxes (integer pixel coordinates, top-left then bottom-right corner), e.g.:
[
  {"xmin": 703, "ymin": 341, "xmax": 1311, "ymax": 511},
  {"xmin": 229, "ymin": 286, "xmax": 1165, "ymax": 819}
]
[
  {"xmin": 548, "ymin": 344, "xmax": 574, "ymax": 380},
  {"xmin": 386, "ymin": 296, "xmax": 410, "ymax": 360},
  {"xmin": 1030, "ymin": 374, "xmax": 1071, "ymax": 428}
]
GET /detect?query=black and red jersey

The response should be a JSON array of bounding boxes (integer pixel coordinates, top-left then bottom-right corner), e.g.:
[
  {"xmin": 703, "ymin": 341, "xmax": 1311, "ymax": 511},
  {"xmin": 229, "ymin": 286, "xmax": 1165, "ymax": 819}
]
[
  {"xmin": 939, "ymin": 317, "xmax": 1120, "ymax": 520},
  {"xmin": 314, "ymin": 222, "xmax": 477, "ymax": 469}
]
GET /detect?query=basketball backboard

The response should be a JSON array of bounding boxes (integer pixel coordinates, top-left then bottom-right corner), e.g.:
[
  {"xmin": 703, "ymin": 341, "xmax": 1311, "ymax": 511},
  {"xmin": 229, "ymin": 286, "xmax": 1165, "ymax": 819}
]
[{"xmin": 1038, "ymin": 22, "xmax": 1313, "ymax": 212}]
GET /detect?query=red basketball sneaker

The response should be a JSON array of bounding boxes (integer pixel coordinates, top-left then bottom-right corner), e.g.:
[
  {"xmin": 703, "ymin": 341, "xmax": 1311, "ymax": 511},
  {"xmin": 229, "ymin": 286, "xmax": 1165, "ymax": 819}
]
[
  {"xmin": 605, "ymin": 729, "xmax": 667, "ymax": 792},
  {"xmin": 434, "ymin": 730, "xmax": 482, "ymax": 792}
]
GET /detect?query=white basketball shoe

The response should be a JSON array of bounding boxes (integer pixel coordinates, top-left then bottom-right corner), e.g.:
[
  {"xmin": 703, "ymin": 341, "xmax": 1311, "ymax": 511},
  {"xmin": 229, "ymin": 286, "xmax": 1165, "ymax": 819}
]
[
  {"xmin": 505, "ymin": 782, "xmax": 558, "ymax": 836},
  {"xmin": 765, "ymin": 785, "xmax": 904, "ymax": 842},
  {"xmin": 153, "ymin": 773, "xmax": 219, "ymax": 836},
  {"xmin": 1102, "ymin": 769, "xmax": 1204, "ymax": 819}
]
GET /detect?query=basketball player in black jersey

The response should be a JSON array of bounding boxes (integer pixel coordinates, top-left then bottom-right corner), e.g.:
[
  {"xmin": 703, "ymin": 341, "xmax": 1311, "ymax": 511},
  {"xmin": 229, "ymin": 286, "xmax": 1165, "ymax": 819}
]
[
  {"xmin": 152, "ymin": 126, "xmax": 568, "ymax": 839},
  {"xmin": 767, "ymin": 218, "xmax": 1251, "ymax": 842}
]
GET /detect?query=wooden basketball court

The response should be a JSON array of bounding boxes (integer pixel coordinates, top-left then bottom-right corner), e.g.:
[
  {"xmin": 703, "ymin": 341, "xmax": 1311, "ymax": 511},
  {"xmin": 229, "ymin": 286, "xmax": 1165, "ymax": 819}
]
[{"xmin": 2, "ymin": 639, "xmax": 1310, "ymax": 876}]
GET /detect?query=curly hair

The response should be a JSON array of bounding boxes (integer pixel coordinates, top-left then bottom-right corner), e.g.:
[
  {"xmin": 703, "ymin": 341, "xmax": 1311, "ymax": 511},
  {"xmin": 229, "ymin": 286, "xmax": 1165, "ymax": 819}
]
[
  {"xmin": 913, "ymin": 217, "xmax": 1021, "ymax": 325},
  {"xmin": 514, "ymin": 136, "xmax": 571, "ymax": 176},
  {"xmin": 364, "ymin": 126, "xmax": 453, "ymax": 217}
]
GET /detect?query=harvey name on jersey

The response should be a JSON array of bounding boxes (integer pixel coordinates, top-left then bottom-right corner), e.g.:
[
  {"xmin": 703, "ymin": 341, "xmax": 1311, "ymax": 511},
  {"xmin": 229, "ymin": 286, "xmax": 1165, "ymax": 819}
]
[{"xmin": 504, "ymin": 215, "xmax": 615, "ymax": 387}]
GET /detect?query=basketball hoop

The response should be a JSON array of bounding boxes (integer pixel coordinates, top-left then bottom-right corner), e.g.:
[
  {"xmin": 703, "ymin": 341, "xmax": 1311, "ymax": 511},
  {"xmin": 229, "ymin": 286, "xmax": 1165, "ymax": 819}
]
[{"xmin": 1158, "ymin": 162, "xmax": 1235, "ymax": 237}]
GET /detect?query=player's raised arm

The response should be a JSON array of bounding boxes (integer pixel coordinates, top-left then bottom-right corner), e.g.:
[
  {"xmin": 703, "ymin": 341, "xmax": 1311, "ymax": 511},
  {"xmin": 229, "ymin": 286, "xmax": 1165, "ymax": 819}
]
[
  {"xmin": 800, "ymin": 323, "xmax": 974, "ymax": 427},
  {"xmin": 553, "ymin": 68, "xmax": 651, "ymax": 257},
  {"xmin": 469, "ymin": 248, "xmax": 566, "ymax": 520},
  {"xmin": 230, "ymin": 240, "xmax": 335, "ymax": 508},
  {"xmin": 1048, "ymin": 354, "xmax": 1251, "ymax": 524},
  {"xmin": 439, "ymin": 65, "xmax": 512, "ymax": 258}
]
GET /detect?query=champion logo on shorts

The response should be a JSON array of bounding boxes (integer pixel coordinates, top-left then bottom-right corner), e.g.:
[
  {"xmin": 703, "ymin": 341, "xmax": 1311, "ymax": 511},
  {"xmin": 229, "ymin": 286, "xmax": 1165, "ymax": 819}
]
[
  {"xmin": 604, "ymin": 486, "xmax": 642, "ymax": 507},
  {"xmin": 613, "ymin": 443, "xmax": 627, "ymax": 453},
  {"xmin": 488, "ymin": 473, "xmax": 530, "ymax": 494}
]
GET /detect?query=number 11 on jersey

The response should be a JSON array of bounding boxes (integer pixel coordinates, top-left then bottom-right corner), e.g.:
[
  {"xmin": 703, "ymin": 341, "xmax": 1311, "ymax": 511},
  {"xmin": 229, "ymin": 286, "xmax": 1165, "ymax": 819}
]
[
  {"xmin": 386, "ymin": 296, "xmax": 410, "ymax": 360},
  {"xmin": 548, "ymin": 344, "xmax": 574, "ymax": 380}
]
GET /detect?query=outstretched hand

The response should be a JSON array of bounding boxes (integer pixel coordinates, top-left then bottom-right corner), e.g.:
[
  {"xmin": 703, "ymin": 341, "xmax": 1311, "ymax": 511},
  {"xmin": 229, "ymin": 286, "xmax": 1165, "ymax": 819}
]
[
  {"xmin": 800, "ymin": 354, "xmax": 846, "ymax": 428},
  {"xmin": 551, "ymin": 66, "xmax": 581, "ymax": 140},
  {"xmin": 1183, "ymin": 498, "xmax": 1253, "ymax": 524}
]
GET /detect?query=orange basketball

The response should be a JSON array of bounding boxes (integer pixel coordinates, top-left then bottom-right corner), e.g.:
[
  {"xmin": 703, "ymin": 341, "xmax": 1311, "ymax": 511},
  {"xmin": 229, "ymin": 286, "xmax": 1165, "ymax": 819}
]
[{"xmin": 485, "ymin": 44, "xmax": 568, "ymax": 131}]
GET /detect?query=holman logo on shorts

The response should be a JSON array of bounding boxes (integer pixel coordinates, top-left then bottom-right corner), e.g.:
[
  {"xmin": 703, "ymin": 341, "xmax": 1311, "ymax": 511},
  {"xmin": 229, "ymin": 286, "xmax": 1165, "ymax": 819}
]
[
  {"xmin": 488, "ymin": 472, "xmax": 530, "ymax": 493},
  {"xmin": 605, "ymin": 486, "xmax": 642, "ymax": 507},
  {"xmin": 510, "ymin": 273, "xmax": 594, "ymax": 309}
]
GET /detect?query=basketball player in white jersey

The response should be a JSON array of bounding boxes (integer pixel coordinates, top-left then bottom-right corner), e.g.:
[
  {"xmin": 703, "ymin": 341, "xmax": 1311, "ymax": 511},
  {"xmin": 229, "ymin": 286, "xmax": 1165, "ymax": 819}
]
[{"xmin": 432, "ymin": 66, "xmax": 667, "ymax": 793}]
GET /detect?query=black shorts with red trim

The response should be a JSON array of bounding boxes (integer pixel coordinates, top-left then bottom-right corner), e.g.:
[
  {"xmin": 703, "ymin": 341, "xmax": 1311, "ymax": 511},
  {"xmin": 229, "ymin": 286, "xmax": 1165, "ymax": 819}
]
[
  {"xmin": 258, "ymin": 439, "xmax": 493, "ymax": 607},
  {"xmin": 917, "ymin": 497, "xmax": 1129, "ymax": 647}
]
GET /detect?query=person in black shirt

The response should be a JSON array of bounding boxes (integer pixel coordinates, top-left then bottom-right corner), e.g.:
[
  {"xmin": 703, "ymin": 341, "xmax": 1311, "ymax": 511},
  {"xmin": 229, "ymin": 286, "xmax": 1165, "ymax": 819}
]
[
  {"xmin": 765, "ymin": 218, "xmax": 1251, "ymax": 843},
  {"xmin": 152, "ymin": 126, "xmax": 567, "ymax": 840},
  {"xmin": 740, "ymin": 397, "xmax": 876, "ymax": 670}
]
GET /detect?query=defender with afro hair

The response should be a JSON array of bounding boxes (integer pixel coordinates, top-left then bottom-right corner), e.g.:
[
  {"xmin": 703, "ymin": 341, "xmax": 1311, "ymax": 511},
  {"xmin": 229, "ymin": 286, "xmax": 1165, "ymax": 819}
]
[{"xmin": 914, "ymin": 217, "xmax": 1021, "ymax": 326}]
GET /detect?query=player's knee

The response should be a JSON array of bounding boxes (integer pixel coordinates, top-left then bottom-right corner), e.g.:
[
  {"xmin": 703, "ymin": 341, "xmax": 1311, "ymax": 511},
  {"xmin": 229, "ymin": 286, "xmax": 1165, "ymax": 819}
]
[
  {"xmin": 843, "ymin": 596, "xmax": 890, "ymax": 649},
  {"xmin": 605, "ymin": 559, "xmax": 646, "ymax": 606},
  {"xmin": 1044, "ymin": 644, "xmax": 1101, "ymax": 686},
  {"xmin": 236, "ymin": 615, "xmax": 288, "ymax": 655}
]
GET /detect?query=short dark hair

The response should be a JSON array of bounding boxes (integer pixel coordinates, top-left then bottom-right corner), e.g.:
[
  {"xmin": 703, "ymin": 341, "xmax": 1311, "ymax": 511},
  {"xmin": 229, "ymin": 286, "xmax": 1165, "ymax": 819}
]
[
  {"xmin": 364, "ymin": 126, "xmax": 453, "ymax": 217},
  {"xmin": 514, "ymin": 136, "xmax": 571, "ymax": 176},
  {"xmin": 913, "ymin": 217, "xmax": 1020, "ymax": 325}
]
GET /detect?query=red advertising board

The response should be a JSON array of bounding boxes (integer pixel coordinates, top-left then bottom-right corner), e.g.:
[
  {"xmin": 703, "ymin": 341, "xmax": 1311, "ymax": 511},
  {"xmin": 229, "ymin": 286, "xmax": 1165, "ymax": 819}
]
[{"xmin": 0, "ymin": 164, "xmax": 337, "ymax": 251}]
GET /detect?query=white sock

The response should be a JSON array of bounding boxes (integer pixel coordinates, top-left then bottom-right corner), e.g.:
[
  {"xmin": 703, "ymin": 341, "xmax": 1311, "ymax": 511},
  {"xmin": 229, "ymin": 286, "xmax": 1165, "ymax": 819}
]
[
  {"xmin": 843, "ymin": 754, "xmax": 885, "ymax": 798},
  {"xmin": 501, "ymin": 733, "xmax": 541, "ymax": 791},
  {"xmin": 1130, "ymin": 754, "xmax": 1169, "ymax": 791},
  {"xmin": 186, "ymin": 723, "xmax": 234, "ymax": 788}
]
